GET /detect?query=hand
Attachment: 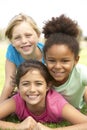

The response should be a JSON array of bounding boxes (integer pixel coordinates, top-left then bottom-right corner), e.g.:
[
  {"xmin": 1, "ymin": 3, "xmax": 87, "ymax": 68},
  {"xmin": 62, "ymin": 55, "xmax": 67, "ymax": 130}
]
[
  {"xmin": 84, "ymin": 86, "xmax": 87, "ymax": 103},
  {"xmin": 36, "ymin": 122, "xmax": 51, "ymax": 130},
  {"xmin": 18, "ymin": 116, "xmax": 37, "ymax": 130}
]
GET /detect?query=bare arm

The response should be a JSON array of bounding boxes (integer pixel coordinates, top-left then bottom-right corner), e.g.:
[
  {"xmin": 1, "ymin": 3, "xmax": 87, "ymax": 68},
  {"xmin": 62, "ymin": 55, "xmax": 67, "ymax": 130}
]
[
  {"xmin": 0, "ymin": 59, "xmax": 17, "ymax": 103},
  {"xmin": 35, "ymin": 103, "xmax": 87, "ymax": 130},
  {"xmin": 0, "ymin": 116, "xmax": 37, "ymax": 130},
  {"xmin": 62, "ymin": 103, "xmax": 87, "ymax": 124},
  {"xmin": 84, "ymin": 86, "xmax": 87, "ymax": 103},
  {"xmin": 0, "ymin": 97, "xmax": 37, "ymax": 130},
  {"xmin": 0, "ymin": 99, "xmax": 87, "ymax": 130},
  {"xmin": 37, "ymin": 122, "xmax": 87, "ymax": 130}
]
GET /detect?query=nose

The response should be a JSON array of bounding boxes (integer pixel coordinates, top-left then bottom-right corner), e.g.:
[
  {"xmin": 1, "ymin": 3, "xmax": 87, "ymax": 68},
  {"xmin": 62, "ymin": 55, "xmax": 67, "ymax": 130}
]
[
  {"xmin": 29, "ymin": 84, "xmax": 36, "ymax": 92},
  {"xmin": 54, "ymin": 62, "xmax": 62, "ymax": 69},
  {"xmin": 21, "ymin": 36, "xmax": 27, "ymax": 43}
]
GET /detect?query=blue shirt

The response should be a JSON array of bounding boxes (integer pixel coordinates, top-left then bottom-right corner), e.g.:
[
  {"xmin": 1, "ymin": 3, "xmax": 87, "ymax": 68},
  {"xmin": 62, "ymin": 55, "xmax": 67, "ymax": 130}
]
[{"xmin": 6, "ymin": 42, "xmax": 44, "ymax": 67}]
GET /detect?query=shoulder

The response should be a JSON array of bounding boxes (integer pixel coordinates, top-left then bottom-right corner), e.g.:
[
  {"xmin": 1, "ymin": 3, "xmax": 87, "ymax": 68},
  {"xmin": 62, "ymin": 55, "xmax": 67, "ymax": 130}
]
[
  {"xmin": 37, "ymin": 42, "xmax": 44, "ymax": 50},
  {"xmin": 76, "ymin": 63, "xmax": 87, "ymax": 69},
  {"xmin": 74, "ymin": 64, "xmax": 87, "ymax": 84},
  {"xmin": 7, "ymin": 44, "xmax": 17, "ymax": 53},
  {"xmin": 37, "ymin": 42, "xmax": 44, "ymax": 46},
  {"xmin": 47, "ymin": 89, "xmax": 68, "ymax": 104},
  {"xmin": 13, "ymin": 93, "xmax": 25, "ymax": 106},
  {"xmin": 75, "ymin": 64, "xmax": 87, "ymax": 74},
  {"xmin": 6, "ymin": 44, "xmax": 24, "ymax": 66},
  {"xmin": 46, "ymin": 89, "xmax": 68, "ymax": 118},
  {"xmin": 12, "ymin": 93, "xmax": 27, "ymax": 120},
  {"xmin": 7, "ymin": 44, "xmax": 14, "ymax": 49}
]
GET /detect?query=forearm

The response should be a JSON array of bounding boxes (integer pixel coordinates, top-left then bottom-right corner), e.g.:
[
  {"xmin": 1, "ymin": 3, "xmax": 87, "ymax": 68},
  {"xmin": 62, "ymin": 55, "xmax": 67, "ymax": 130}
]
[
  {"xmin": 0, "ymin": 120, "xmax": 22, "ymax": 130},
  {"xmin": 84, "ymin": 86, "xmax": 87, "ymax": 103},
  {"xmin": 0, "ymin": 59, "xmax": 17, "ymax": 103},
  {"xmin": 0, "ymin": 85, "xmax": 14, "ymax": 103},
  {"xmin": 0, "ymin": 116, "xmax": 38, "ymax": 130},
  {"xmin": 37, "ymin": 122, "xmax": 87, "ymax": 130},
  {"xmin": 56, "ymin": 123, "xmax": 87, "ymax": 130}
]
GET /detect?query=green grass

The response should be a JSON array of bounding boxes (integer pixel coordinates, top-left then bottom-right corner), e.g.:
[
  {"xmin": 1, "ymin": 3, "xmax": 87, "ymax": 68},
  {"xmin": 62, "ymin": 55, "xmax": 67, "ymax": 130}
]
[
  {"xmin": 79, "ymin": 48, "xmax": 87, "ymax": 66},
  {"xmin": 0, "ymin": 41, "xmax": 87, "ymax": 93},
  {"xmin": 0, "ymin": 41, "xmax": 7, "ymax": 93},
  {"xmin": 0, "ymin": 41, "xmax": 87, "ymax": 128}
]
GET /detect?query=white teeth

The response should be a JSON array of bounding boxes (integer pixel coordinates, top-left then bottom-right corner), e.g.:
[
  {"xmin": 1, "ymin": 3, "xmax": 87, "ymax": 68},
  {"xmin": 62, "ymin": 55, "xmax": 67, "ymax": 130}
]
[
  {"xmin": 54, "ymin": 71, "xmax": 64, "ymax": 74},
  {"xmin": 28, "ymin": 95, "xmax": 37, "ymax": 99}
]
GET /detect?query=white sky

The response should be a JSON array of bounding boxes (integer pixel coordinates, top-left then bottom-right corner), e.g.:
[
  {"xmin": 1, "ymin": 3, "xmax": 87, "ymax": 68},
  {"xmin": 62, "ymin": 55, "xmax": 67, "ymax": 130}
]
[{"xmin": 0, "ymin": 0, "xmax": 87, "ymax": 36}]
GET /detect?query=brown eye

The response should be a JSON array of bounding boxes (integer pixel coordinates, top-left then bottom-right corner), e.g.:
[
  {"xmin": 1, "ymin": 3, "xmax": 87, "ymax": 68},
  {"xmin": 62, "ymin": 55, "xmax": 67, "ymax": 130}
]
[{"xmin": 20, "ymin": 82, "xmax": 30, "ymax": 87}]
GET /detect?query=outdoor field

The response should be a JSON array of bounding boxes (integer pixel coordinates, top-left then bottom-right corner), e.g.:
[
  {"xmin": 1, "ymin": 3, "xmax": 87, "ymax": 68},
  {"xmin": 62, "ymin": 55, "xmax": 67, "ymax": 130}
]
[
  {"xmin": 0, "ymin": 40, "xmax": 87, "ymax": 93},
  {"xmin": 0, "ymin": 40, "xmax": 87, "ymax": 127}
]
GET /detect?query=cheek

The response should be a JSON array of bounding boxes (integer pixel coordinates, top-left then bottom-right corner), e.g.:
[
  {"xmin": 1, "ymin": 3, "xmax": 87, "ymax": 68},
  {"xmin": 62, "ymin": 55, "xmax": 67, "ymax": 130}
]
[
  {"xmin": 31, "ymin": 35, "xmax": 39, "ymax": 42},
  {"xmin": 66, "ymin": 64, "xmax": 74, "ymax": 74},
  {"xmin": 46, "ymin": 64, "xmax": 53, "ymax": 71},
  {"xmin": 12, "ymin": 41, "xmax": 20, "ymax": 48},
  {"xmin": 19, "ymin": 87, "xmax": 26, "ymax": 93}
]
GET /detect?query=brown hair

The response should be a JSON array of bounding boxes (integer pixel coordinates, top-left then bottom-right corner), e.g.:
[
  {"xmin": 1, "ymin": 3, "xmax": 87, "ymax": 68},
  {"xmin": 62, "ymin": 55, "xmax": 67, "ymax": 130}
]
[{"xmin": 16, "ymin": 59, "xmax": 53, "ymax": 87}]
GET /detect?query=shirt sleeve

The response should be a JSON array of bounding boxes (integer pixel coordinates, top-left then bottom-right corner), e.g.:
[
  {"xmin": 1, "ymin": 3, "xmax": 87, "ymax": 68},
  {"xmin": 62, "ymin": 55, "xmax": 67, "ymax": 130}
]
[
  {"xmin": 47, "ymin": 89, "xmax": 68, "ymax": 120},
  {"xmin": 13, "ymin": 93, "xmax": 25, "ymax": 120},
  {"xmin": 6, "ymin": 44, "xmax": 17, "ymax": 64},
  {"xmin": 77, "ymin": 64, "xmax": 87, "ymax": 85}
]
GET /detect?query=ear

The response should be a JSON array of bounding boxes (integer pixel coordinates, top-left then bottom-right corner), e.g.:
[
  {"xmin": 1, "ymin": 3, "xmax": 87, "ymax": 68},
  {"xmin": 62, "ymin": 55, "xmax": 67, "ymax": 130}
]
[
  {"xmin": 17, "ymin": 89, "xmax": 20, "ymax": 93},
  {"xmin": 10, "ymin": 38, "xmax": 13, "ymax": 43},
  {"xmin": 46, "ymin": 82, "xmax": 52, "ymax": 91},
  {"xmin": 10, "ymin": 39, "xmax": 15, "ymax": 47},
  {"xmin": 75, "ymin": 56, "xmax": 79, "ymax": 65},
  {"xmin": 17, "ymin": 86, "xmax": 20, "ymax": 93}
]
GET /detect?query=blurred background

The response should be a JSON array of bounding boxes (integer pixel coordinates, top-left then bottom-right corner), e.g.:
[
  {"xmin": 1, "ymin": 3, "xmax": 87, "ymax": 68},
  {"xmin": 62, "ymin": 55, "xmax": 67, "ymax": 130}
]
[
  {"xmin": 0, "ymin": 0, "xmax": 87, "ymax": 93},
  {"xmin": 0, "ymin": 0, "xmax": 87, "ymax": 41}
]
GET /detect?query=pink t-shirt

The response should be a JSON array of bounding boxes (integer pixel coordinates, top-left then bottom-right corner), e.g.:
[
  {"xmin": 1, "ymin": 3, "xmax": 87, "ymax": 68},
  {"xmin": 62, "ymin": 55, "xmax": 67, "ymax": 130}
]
[{"xmin": 13, "ymin": 89, "xmax": 67, "ymax": 123}]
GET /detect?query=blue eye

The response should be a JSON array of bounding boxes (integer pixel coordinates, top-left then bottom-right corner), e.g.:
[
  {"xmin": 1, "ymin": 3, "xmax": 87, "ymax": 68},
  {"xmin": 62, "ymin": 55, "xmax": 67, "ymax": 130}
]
[
  {"xmin": 14, "ymin": 36, "xmax": 21, "ymax": 40},
  {"xmin": 26, "ymin": 34, "xmax": 31, "ymax": 37},
  {"xmin": 36, "ymin": 82, "xmax": 42, "ymax": 85}
]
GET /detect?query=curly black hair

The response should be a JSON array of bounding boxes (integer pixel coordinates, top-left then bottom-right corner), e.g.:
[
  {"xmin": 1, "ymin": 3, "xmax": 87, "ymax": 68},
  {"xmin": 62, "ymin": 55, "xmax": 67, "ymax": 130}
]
[{"xmin": 42, "ymin": 14, "xmax": 80, "ymax": 58}]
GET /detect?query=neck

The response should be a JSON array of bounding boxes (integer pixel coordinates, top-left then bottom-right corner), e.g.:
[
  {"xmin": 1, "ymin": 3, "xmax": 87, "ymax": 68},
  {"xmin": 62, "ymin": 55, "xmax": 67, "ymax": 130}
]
[
  {"xmin": 26, "ymin": 99, "xmax": 46, "ymax": 116},
  {"xmin": 53, "ymin": 77, "xmax": 69, "ymax": 86},
  {"xmin": 22, "ymin": 53, "xmax": 37, "ymax": 60},
  {"xmin": 22, "ymin": 46, "xmax": 42, "ymax": 61}
]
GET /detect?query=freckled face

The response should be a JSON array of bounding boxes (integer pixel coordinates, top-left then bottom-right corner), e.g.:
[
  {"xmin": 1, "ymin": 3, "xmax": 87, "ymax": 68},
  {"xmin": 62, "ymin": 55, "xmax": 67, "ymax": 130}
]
[
  {"xmin": 19, "ymin": 69, "xmax": 49, "ymax": 108},
  {"xmin": 45, "ymin": 44, "xmax": 79, "ymax": 85},
  {"xmin": 11, "ymin": 21, "xmax": 39, "ymax": 59}
]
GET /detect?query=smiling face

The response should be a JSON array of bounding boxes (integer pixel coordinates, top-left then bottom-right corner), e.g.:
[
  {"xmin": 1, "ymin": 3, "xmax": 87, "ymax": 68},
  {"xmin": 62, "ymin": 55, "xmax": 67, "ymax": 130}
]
[
  {"xmin": 11, "ymin": 21, "xmax": 39, "ymax": 59},
  {"xmin": 45, "ymin": 44, "xmax": 79, "ymax": 85},
  {"xmin": 19, "ymin": 69, "xmax": 49, "ymax": 109}
]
